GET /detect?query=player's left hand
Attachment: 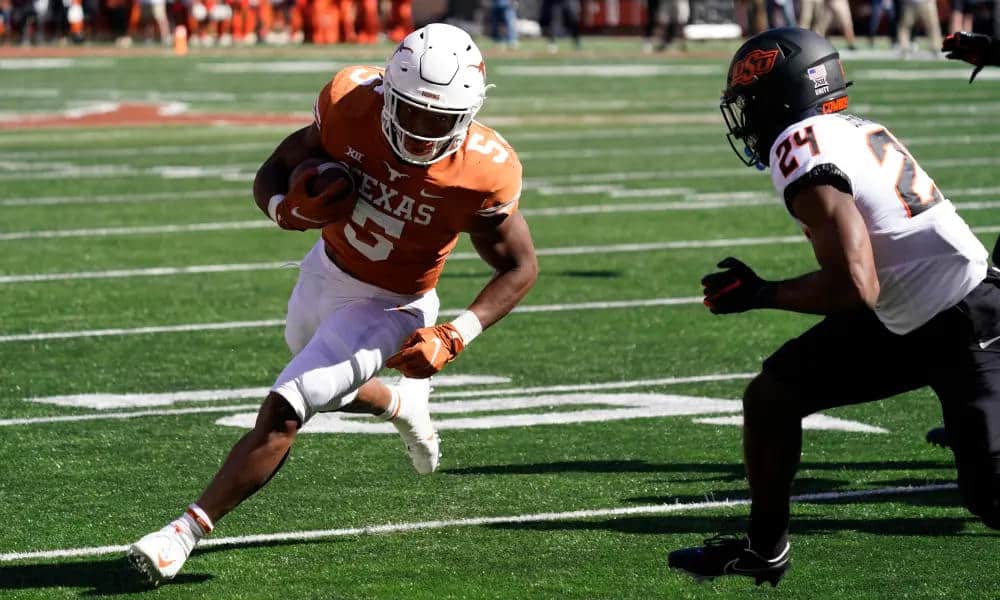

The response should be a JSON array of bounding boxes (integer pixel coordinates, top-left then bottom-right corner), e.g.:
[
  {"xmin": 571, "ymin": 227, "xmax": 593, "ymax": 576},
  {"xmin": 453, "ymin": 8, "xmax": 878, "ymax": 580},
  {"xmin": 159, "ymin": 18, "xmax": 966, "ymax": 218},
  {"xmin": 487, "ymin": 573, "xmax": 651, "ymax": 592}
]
[
  {"xmin": 942, "ymin": 32, "xmax": 1000, "ymax": 82},
  {"xmin": 385, "ymin": 324, "xmax": 465, "ymax": 378},
  {"xmin": 701, "ymin": 257, "xmax": 776, "ymax": 314},
  {"xmin": 277, "ymin": 164, "xmax": 355, "ymax": 230}
]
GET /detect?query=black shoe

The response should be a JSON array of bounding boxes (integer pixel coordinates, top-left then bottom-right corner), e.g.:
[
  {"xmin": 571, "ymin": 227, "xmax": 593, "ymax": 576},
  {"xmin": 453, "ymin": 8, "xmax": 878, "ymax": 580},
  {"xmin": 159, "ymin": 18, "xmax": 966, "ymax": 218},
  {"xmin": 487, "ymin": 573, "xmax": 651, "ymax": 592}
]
[
  {"xmin": 926, "ymin": 426, "xmax": 950, "ymax": 448},
  {"xmin": 668, "ymin": 534, "xmax": 790, "ymax": 587}
]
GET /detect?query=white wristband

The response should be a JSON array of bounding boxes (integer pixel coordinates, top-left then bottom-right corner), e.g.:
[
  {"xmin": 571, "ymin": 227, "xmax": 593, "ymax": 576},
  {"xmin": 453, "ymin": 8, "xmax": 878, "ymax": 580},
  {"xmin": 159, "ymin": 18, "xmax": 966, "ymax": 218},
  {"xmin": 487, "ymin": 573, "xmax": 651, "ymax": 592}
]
[
  {"xmin": 450, "ymin": 310, "xmax": 483, "ymax": 345},
  {"xmin": 267, "ymin": 194, "xmax": 285, "ymax": 223}
]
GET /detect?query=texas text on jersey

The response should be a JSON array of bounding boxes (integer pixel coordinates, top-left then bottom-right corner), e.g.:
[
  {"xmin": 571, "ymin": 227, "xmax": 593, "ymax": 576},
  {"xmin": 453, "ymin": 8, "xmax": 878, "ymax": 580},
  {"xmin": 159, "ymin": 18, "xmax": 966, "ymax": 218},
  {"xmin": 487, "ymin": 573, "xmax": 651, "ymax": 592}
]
[
  {"xmin": 312, "ymin": 65, "xmax": 522, "ymax": 295},
  {"xmin": 769, "ymin": 112, "xmax": 988, "ymax": 334}
]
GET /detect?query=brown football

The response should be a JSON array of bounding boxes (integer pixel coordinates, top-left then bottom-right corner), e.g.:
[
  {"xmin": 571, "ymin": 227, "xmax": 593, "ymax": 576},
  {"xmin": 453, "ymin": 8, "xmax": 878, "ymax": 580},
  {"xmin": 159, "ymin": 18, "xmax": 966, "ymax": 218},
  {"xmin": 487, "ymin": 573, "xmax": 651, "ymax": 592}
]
[{"xmin": 289, "ymin": 157, "xmax": 355, "ymax": 198}]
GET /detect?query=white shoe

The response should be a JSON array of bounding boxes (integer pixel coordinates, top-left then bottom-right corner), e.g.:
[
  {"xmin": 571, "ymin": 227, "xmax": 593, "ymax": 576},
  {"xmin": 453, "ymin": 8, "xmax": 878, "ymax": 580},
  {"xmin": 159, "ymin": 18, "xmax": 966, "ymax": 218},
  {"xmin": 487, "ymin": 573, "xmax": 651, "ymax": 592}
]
[
  {"xmin": 388, "ymin": 377, "xmax": 440, "ymax": 474},
  {"xmin": 127, "ymin": 522, "xmax": 196, "ymax": 585}
]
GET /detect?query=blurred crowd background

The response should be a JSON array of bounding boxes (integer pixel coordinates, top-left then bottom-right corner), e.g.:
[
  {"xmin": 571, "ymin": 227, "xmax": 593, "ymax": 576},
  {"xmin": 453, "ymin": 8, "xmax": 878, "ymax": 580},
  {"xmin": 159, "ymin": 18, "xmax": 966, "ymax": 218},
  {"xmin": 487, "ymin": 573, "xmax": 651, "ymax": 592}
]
[{"xmin": 0, "ymin": 0, "xmax": 997, "ymax": 54}]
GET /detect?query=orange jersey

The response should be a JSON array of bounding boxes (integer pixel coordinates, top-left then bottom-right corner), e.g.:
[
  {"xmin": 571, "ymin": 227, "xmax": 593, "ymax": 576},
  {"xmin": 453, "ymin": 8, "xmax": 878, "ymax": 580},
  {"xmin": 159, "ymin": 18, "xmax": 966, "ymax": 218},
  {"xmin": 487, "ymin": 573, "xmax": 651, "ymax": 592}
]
[{"xmin": 312, "ymin": 65, "xmax": 522, "ymax": 295}]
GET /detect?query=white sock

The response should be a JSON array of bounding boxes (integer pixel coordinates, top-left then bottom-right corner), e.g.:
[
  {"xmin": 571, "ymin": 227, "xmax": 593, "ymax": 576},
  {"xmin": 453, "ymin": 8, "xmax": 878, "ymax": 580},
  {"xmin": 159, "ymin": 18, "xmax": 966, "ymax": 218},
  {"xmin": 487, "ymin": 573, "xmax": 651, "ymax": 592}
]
[
  {"xmin": 168, "ymin": 503, "xmax": 214, "ymax": 551},
  {"xmin": 376, "ymin": 388, "xmax": 401, "ymax": 422}
]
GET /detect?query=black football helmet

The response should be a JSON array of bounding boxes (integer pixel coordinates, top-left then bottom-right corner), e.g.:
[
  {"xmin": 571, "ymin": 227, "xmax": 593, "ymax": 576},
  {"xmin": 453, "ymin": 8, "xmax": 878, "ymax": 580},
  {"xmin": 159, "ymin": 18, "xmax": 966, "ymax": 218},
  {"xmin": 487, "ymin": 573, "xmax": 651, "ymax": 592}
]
[{"xmin": 721, "ymin": 27, "xmax": 851, "ymax": 168}]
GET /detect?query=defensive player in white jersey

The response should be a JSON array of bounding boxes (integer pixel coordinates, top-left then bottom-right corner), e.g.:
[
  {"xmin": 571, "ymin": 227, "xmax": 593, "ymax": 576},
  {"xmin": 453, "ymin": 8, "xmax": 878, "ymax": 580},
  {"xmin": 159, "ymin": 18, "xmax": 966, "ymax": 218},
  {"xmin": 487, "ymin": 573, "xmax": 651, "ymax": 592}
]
[
  {"xmin": 126, "ymin": 23, "xmax": 538, "ymax": 585},
  {"xmin": 668, "ymin": 27, "xmax": 1000, "ymax": 586},
  {"xmin": 925, "ymin": 30, "xmax": 1000, "ymax": 449}
]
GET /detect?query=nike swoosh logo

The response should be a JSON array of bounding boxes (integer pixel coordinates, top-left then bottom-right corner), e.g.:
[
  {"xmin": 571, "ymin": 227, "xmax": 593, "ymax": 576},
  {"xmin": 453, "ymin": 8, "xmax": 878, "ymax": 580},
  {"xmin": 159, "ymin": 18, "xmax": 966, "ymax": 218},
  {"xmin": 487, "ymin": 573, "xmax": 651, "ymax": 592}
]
[
  {"xmin": 157, "ymin": 553, "xmax": 176, "ymax": 569},
  {"xmin": 419, "ymin": 189, "xmax": 444, "ymax": 199},
  {"xmin": 980, "ymin": 334, "xmax": 1000, "ymax": 349},
  {"xmin": 730, "ymin": 564, "xmax": 766, "ymax": 574},
  {"xmin": 290, "ymin": 206, "xmax": 327, "ymax": 224},
  {"xmin": 427, "ymin": 337, "xmax": 442, "ymax": 365}
]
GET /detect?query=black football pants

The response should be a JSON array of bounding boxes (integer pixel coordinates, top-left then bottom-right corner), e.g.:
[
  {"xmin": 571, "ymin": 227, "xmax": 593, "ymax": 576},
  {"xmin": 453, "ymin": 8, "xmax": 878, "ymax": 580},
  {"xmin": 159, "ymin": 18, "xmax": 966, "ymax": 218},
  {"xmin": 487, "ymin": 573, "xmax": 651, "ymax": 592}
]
[{"xmin": 762, "ymin": 274, "xmax": 1000, "ymax": 529}]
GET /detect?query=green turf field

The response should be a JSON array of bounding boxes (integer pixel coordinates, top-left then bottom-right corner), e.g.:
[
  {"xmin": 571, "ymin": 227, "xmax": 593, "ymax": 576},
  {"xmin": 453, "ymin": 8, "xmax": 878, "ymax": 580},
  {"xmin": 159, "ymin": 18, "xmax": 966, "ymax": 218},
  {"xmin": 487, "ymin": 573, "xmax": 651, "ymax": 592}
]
[{"xmin": 1, "ymin": 38, "xmax": 999, "ymax": 599}]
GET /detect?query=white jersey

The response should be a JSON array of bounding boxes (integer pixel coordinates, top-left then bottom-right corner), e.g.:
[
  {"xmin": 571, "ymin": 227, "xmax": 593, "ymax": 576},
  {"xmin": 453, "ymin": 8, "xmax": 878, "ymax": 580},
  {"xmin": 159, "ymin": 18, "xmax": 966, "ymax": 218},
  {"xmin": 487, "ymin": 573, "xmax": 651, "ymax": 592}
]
[{"xmin": 769, "ymin": 113, "xmax": 987, "ymax": 334}]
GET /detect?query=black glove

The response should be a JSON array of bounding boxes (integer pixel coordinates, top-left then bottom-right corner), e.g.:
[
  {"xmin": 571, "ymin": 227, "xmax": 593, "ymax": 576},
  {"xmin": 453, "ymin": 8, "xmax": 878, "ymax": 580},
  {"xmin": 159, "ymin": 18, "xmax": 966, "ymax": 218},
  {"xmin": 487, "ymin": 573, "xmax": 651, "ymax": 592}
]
[
  {"xmin": 942, "ymin": 32, "xmax": 1000, "ymax": 83},
  {"xmin": 701, "ymin": 257, "xmax": 777, "ymax": 314}
]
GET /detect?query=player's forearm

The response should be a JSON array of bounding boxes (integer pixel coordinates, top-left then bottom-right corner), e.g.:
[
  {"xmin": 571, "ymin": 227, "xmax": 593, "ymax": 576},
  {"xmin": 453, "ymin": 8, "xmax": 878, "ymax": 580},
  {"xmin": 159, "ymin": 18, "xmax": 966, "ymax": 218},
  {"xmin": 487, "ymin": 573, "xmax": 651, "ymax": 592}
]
[
  {"xmin": 772, "ymin": 267, "xmax": 878, "ymax": 314},
  {"xmin": 252, "ymin": 125, "xmax": 325, "ymax": 218},
  {"xmin": 252, "ymin": 156, "xmax": 292, "ymax": 217},
  {"xmin": 465, "ymin": 258, "xmax": 539, "ymax": 330}
]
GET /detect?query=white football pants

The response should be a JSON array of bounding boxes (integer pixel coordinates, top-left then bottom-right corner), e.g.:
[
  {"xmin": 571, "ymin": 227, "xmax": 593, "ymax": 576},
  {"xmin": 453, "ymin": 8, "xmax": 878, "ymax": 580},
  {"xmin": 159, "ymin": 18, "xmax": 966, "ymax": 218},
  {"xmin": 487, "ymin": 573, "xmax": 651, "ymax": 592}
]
[{"xmin": 272, "ymin": 240, "xmax": 439, "ymax": 422}]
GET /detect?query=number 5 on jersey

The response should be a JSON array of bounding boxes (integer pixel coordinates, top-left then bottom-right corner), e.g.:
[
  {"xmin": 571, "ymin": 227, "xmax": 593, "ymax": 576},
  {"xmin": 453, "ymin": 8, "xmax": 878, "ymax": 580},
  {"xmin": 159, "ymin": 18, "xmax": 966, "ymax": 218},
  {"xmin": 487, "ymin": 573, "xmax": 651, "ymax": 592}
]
[{"xmin": 344, "ymin": 202, "xmax": 405, "ymax": 261}]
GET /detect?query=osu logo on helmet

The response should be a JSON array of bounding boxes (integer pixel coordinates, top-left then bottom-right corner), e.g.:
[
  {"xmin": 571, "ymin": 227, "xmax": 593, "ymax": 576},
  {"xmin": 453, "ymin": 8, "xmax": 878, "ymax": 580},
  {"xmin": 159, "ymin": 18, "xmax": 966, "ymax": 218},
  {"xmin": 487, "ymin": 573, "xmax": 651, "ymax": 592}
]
[{"xmin": 729, "ymin": 49, "xmax": 780, "ymax": 88}]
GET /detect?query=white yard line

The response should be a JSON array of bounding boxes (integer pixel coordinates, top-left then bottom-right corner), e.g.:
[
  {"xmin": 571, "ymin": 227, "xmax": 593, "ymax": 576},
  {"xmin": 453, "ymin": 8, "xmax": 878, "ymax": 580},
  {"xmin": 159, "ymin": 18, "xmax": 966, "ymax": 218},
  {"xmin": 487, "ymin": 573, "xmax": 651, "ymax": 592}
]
[
  {"xmin": 0, "ymin": 204, "xmax": 809, "ymax": 241},
  {"xmin": 857, "ymin": 68, "xmax": 1000, "ymax": 81},
  {"xmin": 5, "ymin": 138, "xmax": 1000, "ymax": 185},
  {"xmin": 6, "ymin": 180, "xmax": 994, "ymax": 209},
  {"xmin": 0, "ymin": 404, "xmax": 260, "ymax": 427},
  {"xmin": 499, "ymin": 64, "xmax": 723, "ymax": 76},
  {"xmin": 0, "ymin": 319, "xmax": 285, "ymax": 343},
  {"xmin": 0, "ymin": 142, "xmax": 272, "ymax": 161},
  {"xmin": 8, "ymin": 373, "xmax": 754, "ymax": 425},
  {"xmin": 7, "ymin": 182, "xmax": 999, "ymax": 238},
  {"xmin": 0, "ymin": 220, "xmax": 272, "ymax": 241},
  {"xmin": 7, "ymin": 212, "xmax": 1000, "ymax": 282},
  {"xmin": 430, "ymin": 373, "xmax": 756, "ymax": 399},
  {"xmin": 0, "ymin": 184, "xmax": 1000, "ymax": 210},
  {"xmin": 0, "ymin": 297, "xmax": 705, "ymax": 343},
  {"xmin": 0, "ymin": 234, "xmax": 808, "ymax": 282},
  {"xmin": 0, "ymin": 262, "xmax": 293, "ymax": 283},
  {"xmin": 0, "ymin": 117, "xmax": 994, "ymax": 162},
  {"xmin": 0, "ymin": 188, "xmax": 248, "ymax": 207},
  {"xmin": 0, "ymin": 125, "xmax": 292, "ymax": 145},
  {"xmin": 516, "ymin": 144, "xmax": 717, "ymax": 160},
  {"xmin": 7, "ymin": 222, "xmax": 1000, "ymax": 338},
  {"xmin": 0, "ymin": 483, "xmax": 957, "ymax": 563},
  {"xmin": 0, "ymin": 237, "xmax": 802, "ymax": 285}
]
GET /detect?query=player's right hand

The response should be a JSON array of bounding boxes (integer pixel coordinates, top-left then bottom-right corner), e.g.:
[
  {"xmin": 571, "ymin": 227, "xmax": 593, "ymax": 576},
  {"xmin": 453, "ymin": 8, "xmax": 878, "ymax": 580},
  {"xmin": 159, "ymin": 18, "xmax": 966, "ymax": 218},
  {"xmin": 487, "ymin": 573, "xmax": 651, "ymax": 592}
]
[
  {"xmin": 276, "ymin": 165, "xmax": 355, "ymax": 231},
  {"xmin": 701, "ymin": 257, "xmax": 776, "ymax": 314},
  {"xmin": 942, "ymin": 32, "xmax": 1000, "ymax": 82},
  {"xmin": 385, "ymin": 324, "xmax": 465, "ymax": 379}
]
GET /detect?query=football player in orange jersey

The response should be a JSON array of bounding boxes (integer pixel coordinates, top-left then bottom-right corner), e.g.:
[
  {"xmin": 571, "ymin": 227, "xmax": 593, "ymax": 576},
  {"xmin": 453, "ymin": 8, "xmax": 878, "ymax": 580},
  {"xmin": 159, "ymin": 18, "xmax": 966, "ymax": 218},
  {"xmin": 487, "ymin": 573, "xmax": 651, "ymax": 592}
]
[{"xmin": 127, "ymin": 23, "xmax": 538, "ymax": 585}]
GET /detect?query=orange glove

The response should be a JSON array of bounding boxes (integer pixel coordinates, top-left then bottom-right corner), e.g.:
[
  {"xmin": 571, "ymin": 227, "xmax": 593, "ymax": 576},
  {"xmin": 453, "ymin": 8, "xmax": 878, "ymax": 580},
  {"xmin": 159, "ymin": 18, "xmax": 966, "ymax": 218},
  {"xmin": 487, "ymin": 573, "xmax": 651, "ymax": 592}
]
[
  {"xmin": 385, "ymin": 323, "xmax": 465, "ymax": 378},
  {"xmin": 275, "ymin": 164, "xmax": 355, "ymax": 231}
]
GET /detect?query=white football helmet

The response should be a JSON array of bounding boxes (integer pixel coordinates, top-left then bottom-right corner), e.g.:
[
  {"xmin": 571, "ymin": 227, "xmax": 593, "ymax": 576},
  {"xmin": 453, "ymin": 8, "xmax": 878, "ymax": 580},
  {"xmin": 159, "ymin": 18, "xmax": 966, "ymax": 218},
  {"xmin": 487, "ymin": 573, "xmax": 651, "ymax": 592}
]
[{"xmin": 381, "ymin": 23, "xmax": 487, "ymax": 165}]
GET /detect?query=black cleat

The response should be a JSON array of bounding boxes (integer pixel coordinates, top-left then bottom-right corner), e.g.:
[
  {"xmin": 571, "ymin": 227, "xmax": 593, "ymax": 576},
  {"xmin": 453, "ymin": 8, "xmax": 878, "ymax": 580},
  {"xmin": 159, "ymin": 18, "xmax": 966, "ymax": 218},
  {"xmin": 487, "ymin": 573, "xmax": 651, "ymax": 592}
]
[
  {"xmin": 668, "ymin": 534, "xmax": 790, "ymax": 587},
  {"xmin": 926, "ymin": 426, "xmax": 950, "ymax": 448}
]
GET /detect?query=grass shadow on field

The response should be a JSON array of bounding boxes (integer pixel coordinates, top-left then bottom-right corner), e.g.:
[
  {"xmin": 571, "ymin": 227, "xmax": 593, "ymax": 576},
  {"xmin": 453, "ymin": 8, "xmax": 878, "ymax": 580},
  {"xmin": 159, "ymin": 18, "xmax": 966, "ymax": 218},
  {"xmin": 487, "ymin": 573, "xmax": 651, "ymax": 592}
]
[
  {"xmin": 554, "ymin": 270, "xmax": 623, "ymax": 279},
  {"xmin": 448, "ymin": 458, "xmax": 962, "ymax": 508},
  {"xmin": 485, "ymin": 511, "xmax": 995, "ymax": 538},
  {"xmin": 0, "ymin": 557, "xmax": 212, "ymax": 595},
  {"xmin": 445, "ymin": 459, "xmax": 746, "ymax": 478},
  {"xmin": 446, "ymin": 458, "xmax": 954, "ymax": 482}
]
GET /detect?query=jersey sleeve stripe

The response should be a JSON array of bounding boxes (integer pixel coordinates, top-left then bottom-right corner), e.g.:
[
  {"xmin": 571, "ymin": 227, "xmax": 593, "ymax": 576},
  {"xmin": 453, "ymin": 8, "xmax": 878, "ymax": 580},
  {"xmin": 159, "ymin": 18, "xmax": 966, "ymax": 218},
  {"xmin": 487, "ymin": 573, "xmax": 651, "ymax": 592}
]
[{"xmin": 475, "ymin": 187, "xmax": 521, "ymax": 217}]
